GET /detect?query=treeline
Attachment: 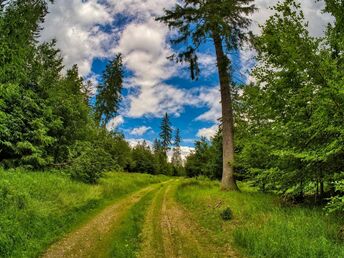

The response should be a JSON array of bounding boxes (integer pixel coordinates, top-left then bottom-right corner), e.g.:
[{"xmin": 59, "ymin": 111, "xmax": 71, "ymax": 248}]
[
  {"xmin": 0, "ymin": 0, "xmax": 126, "ymax": 183},
  {"xmin": 129, "ymin": 114, "xmax": 184, "ymax": 176},
  {"xmin": 0, "ymin": 1, "xmax": 183, "ymax": 183},
  {"xmin": 184, "ymin": 0, "xmax": 344, "ymax": 213}
]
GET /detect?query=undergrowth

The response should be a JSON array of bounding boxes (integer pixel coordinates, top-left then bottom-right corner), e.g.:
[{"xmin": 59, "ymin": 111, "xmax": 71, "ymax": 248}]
[
  {"xmin": 0, "ymin": 168, "xmax": 167, "ymax": 258},
  {"xmin": 176, "ymin": 179, "xmax": 344, "ymax": 258}
]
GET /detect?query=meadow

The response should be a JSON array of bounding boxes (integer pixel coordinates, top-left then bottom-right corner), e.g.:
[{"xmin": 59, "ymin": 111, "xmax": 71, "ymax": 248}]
[
  {"xmin": 0, "ymin": 168, "xmax": 168, "ymax": 257},
  {"xmin": 176, "ymin": 178, "xmax": 344, "ymax": 258}
]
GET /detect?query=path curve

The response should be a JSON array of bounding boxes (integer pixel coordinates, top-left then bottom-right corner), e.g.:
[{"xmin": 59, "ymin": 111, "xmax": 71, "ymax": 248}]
[{"xmin": 42, "ymin": 184, "xmax": 159, "ymax": 258}]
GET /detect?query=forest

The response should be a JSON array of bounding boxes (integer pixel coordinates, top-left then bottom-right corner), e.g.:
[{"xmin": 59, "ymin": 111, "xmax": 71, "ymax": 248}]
[{"xmin": 0, "ymin": 0, "xmax": 344, "ymax": 257}]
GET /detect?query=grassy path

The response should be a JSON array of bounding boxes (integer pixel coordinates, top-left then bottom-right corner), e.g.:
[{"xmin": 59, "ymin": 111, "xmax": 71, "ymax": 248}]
[
  {"xmin": 138, "ymin": 180, "xmax": 240, "ymax": 258},
  {"xmin": 42, "ymin": 183, "xmax": 161, "ymax": 258},
  {"xmin": 42, "ymin": 179, "xmax": 240, "ymax": 258}
]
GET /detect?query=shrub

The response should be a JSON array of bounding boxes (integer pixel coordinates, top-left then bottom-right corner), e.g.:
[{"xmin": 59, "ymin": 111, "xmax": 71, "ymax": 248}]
[
  {"xmin": 70, "ymin": 146, "xmax": 118, "ymax": 184},
  {"xmin": 220, "ymin": 207, "xmax": 233, "ymax": 221}
]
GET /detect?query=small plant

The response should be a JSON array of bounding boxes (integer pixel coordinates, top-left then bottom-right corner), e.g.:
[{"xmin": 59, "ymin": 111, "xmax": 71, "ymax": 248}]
[
  {"xmin": 338, "ymin": 226, "xmax": 344, "ymax": 241},
  {"xmin": 220, "ymin": 207, "xmax": 233, "ymax": 221}
]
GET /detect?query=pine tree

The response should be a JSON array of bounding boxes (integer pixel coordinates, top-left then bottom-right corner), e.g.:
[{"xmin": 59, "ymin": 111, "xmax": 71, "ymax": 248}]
[
  {"xmin": 171, "ymin": 128, "xmax": 182, "ymax": 167},
  {"xmin": 157, "ymin": 0, "xmax": 256, "ymax": 191},
  {"xmin": 95, "ymin": 54, "xmax": 123, "ymax": 126},
  {"xmin": 159, "ymin": 113, "xmax": 173, "ymax": 155}
]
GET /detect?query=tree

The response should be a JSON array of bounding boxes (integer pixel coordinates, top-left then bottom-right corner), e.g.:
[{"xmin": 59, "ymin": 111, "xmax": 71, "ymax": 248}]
[
  {"xmin": 0, "ymin": 0, "xmax": 130, "ymax": 183},
  {"xmin": 0, "ymin": 0, "xmax": 59, "ymax": 168},
  {"xmin": 171, "ymin": 129, "xmax": 182, "ymax": 165},
  {"xmin": 185, "ymin": 137, "xmax": 210, "ymax": 178},
  {"xmin": 157, "ymin": 0, "xmax": 256, "ymax": 190},
  {"xmin": 234, "ymin": 0, "xmax": 344, "ymax": 209},
  {"xmin": 95, "ymin": 54, "xmax": 123, "ymax": 126},
  {"xmin": 130, "ymin": 141, "xmax": 156, "ymax": 174},
  {"xmin": 159, "ymin": 113, "xmax": 173, "ymax": 155},
  {"xmin": 171, "ymin": 128, "xmax": 184, "ymax": 176}
]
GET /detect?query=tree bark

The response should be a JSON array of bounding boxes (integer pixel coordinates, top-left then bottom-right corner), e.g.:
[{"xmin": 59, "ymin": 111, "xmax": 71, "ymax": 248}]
[{"xmin": 212, "ymin": 31, "xmax": 239, "ymax": 191}]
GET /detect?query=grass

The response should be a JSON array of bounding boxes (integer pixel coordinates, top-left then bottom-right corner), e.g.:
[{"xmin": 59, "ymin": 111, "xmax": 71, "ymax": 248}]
[
  {"xmin": 176, "ymin": 178, "xmax": 344, "ymax": 258},
  {"xmin": 0, "ymin": 168, "xmax": 168, "ymax": 258},
  {"xmin": 106, "ymin": 189, "xmax": 157, "ymax": 258}
]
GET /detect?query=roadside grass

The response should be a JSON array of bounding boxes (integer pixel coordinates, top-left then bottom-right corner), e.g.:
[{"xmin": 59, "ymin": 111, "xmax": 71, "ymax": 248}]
[
  {"xmin": 138, "ymin": 184, "xmax": 167, "ymax": 257},
  {"xmin": 0, "ymin": 168, "xmax": 168, "ymax": 258},
  {"xmin": 106, "ymin": 189, "xmax": 158, "ymax": 258},
  {"xmin": 176, "ymin": 178, "xmax": 344, "ymax": 258}
]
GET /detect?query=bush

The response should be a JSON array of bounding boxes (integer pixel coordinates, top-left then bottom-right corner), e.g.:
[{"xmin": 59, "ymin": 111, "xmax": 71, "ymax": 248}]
[
  {"xmin": 70, "ymin": 146, "xmax": 118, "ymax": 184},
  {"xmin": 338, "ymin": 226, "xmax": 344, "ymax": 241},
  {"xmin": 220, "ymin": 207, "xmax": 233, "ymax": 221}
]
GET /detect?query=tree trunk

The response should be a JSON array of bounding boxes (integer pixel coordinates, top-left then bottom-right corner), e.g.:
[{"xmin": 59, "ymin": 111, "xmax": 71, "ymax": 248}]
[{"xmin": 212, "ymin": 31, "xmax": 239, "ymax": 191}]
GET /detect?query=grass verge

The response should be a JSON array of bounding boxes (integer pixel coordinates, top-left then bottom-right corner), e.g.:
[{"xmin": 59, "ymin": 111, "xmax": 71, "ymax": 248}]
[
  {"xmin": 176, "ymin": 178, "xmax": 344, "ymax": 258},
  {"xmin": 0, "ymin": 168, "xmax": 168, "ymax": 258}
]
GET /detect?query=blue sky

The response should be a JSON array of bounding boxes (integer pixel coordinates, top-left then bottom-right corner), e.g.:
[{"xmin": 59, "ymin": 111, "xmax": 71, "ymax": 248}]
[{"xmin": 40, "ymin": 0, "xmax": 332, "ymax": 156}]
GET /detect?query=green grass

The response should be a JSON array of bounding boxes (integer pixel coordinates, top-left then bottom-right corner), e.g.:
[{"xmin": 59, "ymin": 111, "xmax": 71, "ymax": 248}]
[
  {"xmin": 106, "ymin": 189, "xmax": 157, "ymax": 258},
  {"xmin": 0, "ymin": 168, "xmax": 168, "ymax": 258},
  {"xmin": 176, "ymin": 178, "xmax": 344, "ymax": 258}
]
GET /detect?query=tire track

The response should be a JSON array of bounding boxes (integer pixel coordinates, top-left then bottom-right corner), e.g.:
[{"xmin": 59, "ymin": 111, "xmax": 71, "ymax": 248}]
[
  {"xmin": 139, "ymin": 181, "xmax": 239, "ymax": 258},
  {"xmin": 42, "ymin": 184, "xmax": 159, "ymax": 258}
]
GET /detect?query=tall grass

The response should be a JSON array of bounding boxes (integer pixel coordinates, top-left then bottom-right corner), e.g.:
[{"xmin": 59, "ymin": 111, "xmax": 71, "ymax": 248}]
[
  {"xmin": 176, "ymin": 179, "xmax": 344, "ymax": 258},
  {"xmin": 0, "ymin": 168, "xmax": 167, "ymax": 258}
]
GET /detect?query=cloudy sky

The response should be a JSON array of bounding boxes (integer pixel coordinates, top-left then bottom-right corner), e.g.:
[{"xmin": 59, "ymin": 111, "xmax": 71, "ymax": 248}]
[{"xmin": 41, "ymin": 0, "xmax": 333, "ymax": 156}]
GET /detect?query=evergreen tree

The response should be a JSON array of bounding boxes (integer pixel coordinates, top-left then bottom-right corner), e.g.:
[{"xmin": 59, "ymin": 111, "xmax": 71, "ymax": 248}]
[
  {"xmin": 0, "ymin": 0, "xmax": 59, "ymax": 168},
  {"xmin": 159, "ymin": 113, "xmax": 172, "ymax": 155},
  {"xmin": 233, "ymin": 0, "xmax": 344, "ymax": 210},
  {"xmin": 95, "ymin": 54, "xmax": 123, "ymax": 126},
  {"xmin": 157, "ymin": 0, "xmax": 256, "ymax": 191},
  {"xmin": 130, "ymin": 141, "xmax": 156, "ymax": 174},
  {"xmin": 171, "ymin": 129, "xmax": 183, "ymax": 166}
]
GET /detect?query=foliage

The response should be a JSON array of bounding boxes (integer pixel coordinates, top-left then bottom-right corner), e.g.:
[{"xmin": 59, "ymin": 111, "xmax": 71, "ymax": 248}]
[
  {"xmin": 156, "ymin": 0, "xmax": 256, "ymax": 80},
  {"xmin": 220, "ymin": 207, "xmax": 233, "ymax": 221},
  {"xmin": 185, "ymin": 130, "xmax": 222, "ymax": 179},
  {"xmin": 0, "ymin": 168, "xmax": 168, "ymax": 258},
  {"xmin": 157, "ymin": 0, "xmax": 255, "ymax": 190},
  {"xmin": 171, "ymin": 129, "xmax": 184, "ymax": 176},
  {"xmin": 95, "ymin": 54, "xmax": 123, "ymax": 125},
  {"xmin": 159, "ymin": 113, "xmax": 173, "ymax": 154},
  {"xmin": 0, "ymin": 0, "xmax": 129, "ymax": 183},
  {"xmin": 130, "ymin": 141, "xmax": 156, "ymax": 175},
  {"xmin": 231, "ymin": 0, "xmax": 344, "ymax": 213},
  {"xmin": 176, "ymin": 179, "xmax": 344, "ymax": 258},
  {"xmin": 326, "ymin": 179, "xmax": 344, "ymax": 214}
]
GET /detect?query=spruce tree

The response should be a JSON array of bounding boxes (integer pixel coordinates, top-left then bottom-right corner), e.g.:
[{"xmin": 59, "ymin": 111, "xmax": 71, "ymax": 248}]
[
  {"xmin": 171, "ymin": 128, "xmax": 182, "ymax": 167},
  {"xmin": 157, "ymin": 0, "xmax": 256, "ymax": 191},
  {"xmin": 159, "ymin": 113, "xmax": 173, "ymax": 155},
  {"xmin": 95, "ymin": 54, "xmax": 123, "ymax": 126}
]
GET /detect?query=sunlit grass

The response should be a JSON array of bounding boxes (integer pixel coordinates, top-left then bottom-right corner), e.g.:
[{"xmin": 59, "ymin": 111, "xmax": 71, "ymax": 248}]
[
  {"xmin": 176, "ymin": 178, "xmax": 344, "ymax": 258},
  {"xmin": 0, "ymin": 168, "xmax": 168, "ymax": 258}
]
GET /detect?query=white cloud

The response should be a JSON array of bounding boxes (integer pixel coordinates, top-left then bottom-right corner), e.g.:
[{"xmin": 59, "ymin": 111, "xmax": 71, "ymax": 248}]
[
  {"xmin": 116, "ymin": 19, "xmax": 188, "ymax": 118},
  {"xmin": 106, "ymin": 116, "xmax": 124, "ymax": 131},
  {"xmin": 180, "ymin": 146, "xmax": 195, "ymax": 160},
  {"xmin": 130, "ymin": 126, "xmax": 152, "ymax": 136},
  {"xmin": 109, "ymin": 0, "xmax": 176, "ymax": 19},
  {"xmin": 195, "ymin": 87, "xmax": 221, "ymax": 123},
  {"xmin": 39, "ymin": 0, "xmax": 334, "ymax": 134},
  {"xmin": 251, "ymin": 0, "xmax": 333, "ymax": 37},
  {"xmin": 197, "ymin": 125, "xmax": 219, "ymax": 139},
  {"xmin": 127, "ymin": 139, "xmax": 153, "ymax": 148},
  {"xmin": 41, "ymin": 0, "xmax": 115, "ymax": 76},
  {"xmin": 167, "ymin": 146, "xmax": 195, "ymax": 161}
]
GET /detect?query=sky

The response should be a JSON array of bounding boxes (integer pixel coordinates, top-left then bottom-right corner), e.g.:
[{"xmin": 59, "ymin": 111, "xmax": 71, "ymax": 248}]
[{"xmin": 40, "ymin": 0, "xmax": 333, "ymax": 158}]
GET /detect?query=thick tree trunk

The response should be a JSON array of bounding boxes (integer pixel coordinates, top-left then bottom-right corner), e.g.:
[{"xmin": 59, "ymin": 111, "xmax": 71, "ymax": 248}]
[{"xmin": 212, "ymin": 31, "xmax": 239, "ymax": 191}]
